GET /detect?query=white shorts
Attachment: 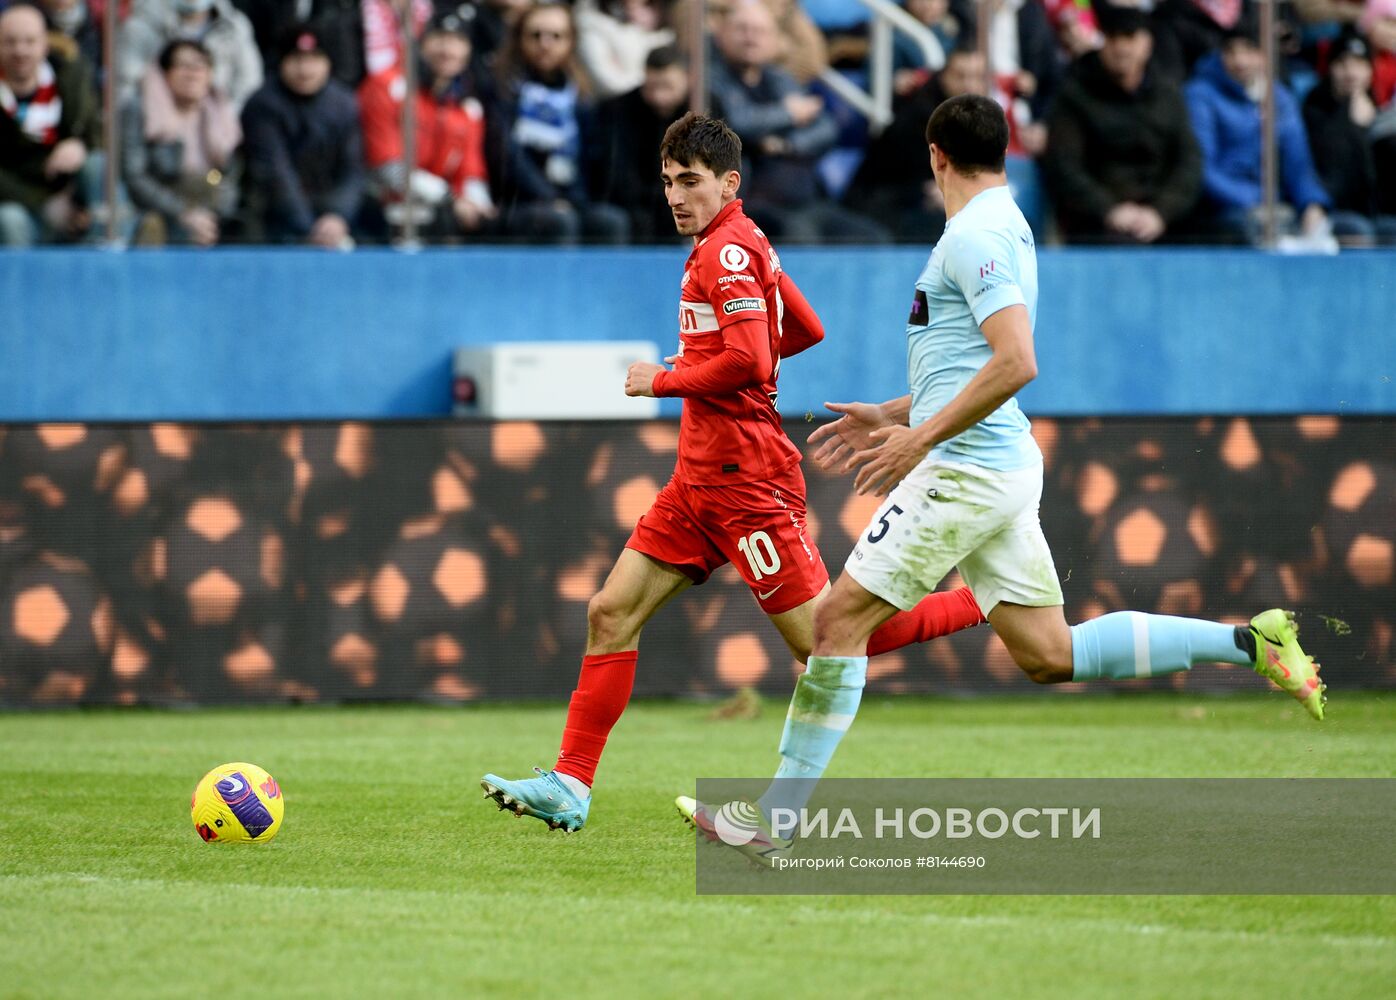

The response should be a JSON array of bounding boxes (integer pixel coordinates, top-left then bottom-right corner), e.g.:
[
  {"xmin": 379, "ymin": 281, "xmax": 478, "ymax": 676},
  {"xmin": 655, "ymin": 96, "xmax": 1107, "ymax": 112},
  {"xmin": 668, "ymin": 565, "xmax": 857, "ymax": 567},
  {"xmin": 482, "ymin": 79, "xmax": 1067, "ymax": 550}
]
[{"xmin": 844, "ymin": 459, "xmax": 1064, "ymax": 617}]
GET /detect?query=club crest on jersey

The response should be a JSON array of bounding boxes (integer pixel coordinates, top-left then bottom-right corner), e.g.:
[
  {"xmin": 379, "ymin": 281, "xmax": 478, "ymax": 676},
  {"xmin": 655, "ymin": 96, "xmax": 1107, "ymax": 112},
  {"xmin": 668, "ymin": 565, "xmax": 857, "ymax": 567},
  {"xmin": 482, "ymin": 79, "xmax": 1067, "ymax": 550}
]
[
  {"xmin": 719, "ymin": 244, "xmax": 750, "ymax": 272},
  {"xmin": 723, "ymin": 297, "xmax": 766, "ymax": 315}
]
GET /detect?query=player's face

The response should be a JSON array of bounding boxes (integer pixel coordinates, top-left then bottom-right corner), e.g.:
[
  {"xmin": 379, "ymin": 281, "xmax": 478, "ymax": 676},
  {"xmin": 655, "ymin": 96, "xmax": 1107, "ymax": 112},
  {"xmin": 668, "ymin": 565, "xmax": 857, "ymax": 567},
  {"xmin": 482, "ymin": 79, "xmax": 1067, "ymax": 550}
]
[{"xmin": 661, "ymin": 158, "xmax": 738, "ymax": 236}]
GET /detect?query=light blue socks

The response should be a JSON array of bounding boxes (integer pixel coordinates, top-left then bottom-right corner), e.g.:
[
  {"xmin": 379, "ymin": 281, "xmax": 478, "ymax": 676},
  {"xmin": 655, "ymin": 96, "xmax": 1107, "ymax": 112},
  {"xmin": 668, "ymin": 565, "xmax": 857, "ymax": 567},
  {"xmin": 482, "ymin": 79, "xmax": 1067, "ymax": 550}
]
[
  {"xmin": 1070, "ymin": 612, "xmax": 1250, "ymax": 680},
  {"xmin": 757, "ymin": 655, "xmax": 867, "ymax": 829}
]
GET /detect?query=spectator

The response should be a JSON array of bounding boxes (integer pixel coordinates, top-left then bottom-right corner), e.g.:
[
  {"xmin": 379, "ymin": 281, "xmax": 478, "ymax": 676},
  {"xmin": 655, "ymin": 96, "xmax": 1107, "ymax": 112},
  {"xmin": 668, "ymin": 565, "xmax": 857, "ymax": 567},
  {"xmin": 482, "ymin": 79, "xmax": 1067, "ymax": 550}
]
[
  {"xmin": 1184, "ymin": 24, "xmax": 1332, "ymax": 242},
  {"xmin": 492, "ymin": 2, "xmax": 629, "ymax": 242},
  {"xmin": 38, "ymin": 0, "xmax": 104, "ymax": 74},
  {"xmin": 1151, "ymin": 0, "xmax": 1253, "ymax": 83},
  {"xmin": 574, "ymin": 0, "xmax": 674, "ymax": 101},
  {"xmin": 1042, "ymin": 0, "xmax": 1101, "ymax": 60},
  {"xmin": 671, "ymin": 0, "xmax": 829, "ymax": 84},
  {"xmin": 0, "ymin": 2, "xmax": 103, "ymax": 245},
  {"xmin": 1304, "ymin": 29, "xmax": 1396, "ymax": 242},
  {"xmin": 891, "ymin": 0, "xmax": 969, "ymax": 96},
  {"xmin": 241, "ymin": 23, "xmax": 365, "ymax": 247},
  {"xmin": 359, "ymin": 8, "xmax": 495, "ymax": 239},
  {"xmin": 592, "ymin": 43, "xmax": 687, "ymax": 240},
  {"xmin": 708, "ymin": 0, "xmax": 887, "ymax": 242},
  {"xmin": 121, "ymin": 38, "xmax": 241, "ymax": 245},
  {"xmin": 1362, "ymin": 0, "xmax": 1396, "ymax": 105},
  {"xmin": 845, "ymin": 44, "xmax": 985, "ymax": 242},
  {"xmin": 233, "ymin": 0, "xmax": 366, "ymax": 87},
  {"xmin": 121, "ymin": 0, "xmax": 262, "ymax": 111},
  {"xmin": 361, "ymin": 0, "xmax": 429, "ymax": 78},
  {"xmin": 471, "ymin": 0, "xmax": 532, "ymax": 69},
  {"xmin": 984, "ymin": 0, "xmax": 1061, "ymax": 157},
  {"xmin": 1045, "ymin": 7, "xmax": 1201, "ymax": 242},
  {"xmin": 764, "ymin": 0, "xmax": 829, "ymax": 84}
]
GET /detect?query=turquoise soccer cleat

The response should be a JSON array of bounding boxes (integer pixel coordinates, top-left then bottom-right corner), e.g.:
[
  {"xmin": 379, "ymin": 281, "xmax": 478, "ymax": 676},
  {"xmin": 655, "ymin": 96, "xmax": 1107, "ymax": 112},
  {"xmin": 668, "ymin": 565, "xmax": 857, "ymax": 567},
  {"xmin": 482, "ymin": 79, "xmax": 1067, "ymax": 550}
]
[
  {"xmin": 1248, "ymin": 609, "xmax": 1326, "ymax": 721},
  {"xmin": 481, "ymin": 768, "xmax": 590, "ymax": 833}
]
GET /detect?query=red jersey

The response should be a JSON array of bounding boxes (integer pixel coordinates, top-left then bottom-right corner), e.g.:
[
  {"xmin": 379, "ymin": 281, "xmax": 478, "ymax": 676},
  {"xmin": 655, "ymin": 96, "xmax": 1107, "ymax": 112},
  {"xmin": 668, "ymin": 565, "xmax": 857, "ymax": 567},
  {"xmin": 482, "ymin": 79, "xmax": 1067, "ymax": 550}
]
[{"xmin": 651, "ymin": 200, "xmax": 803, "ymax": 486}]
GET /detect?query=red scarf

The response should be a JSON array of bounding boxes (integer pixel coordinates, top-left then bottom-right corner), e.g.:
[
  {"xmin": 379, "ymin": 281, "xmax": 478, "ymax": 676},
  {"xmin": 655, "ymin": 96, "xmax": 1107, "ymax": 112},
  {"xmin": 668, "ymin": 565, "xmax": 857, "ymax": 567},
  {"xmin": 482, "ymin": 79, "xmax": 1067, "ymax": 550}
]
[{"xmin": 0, "ymin": 60, "xmax": 62, "ymax": 146}]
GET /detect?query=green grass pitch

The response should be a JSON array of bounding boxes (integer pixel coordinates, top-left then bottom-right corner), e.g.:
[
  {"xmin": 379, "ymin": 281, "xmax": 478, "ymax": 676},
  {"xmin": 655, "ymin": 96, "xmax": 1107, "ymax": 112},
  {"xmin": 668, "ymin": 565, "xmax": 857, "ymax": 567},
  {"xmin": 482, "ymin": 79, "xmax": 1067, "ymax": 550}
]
[{"xmin": 2, "ymin": 694, "xmax": 1394, "ymax": 999}]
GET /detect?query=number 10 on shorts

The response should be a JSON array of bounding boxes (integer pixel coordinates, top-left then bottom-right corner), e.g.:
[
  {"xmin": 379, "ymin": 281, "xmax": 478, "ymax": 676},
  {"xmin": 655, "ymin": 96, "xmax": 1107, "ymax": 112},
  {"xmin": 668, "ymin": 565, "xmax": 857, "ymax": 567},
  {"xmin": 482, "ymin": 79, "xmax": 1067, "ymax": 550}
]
[{"xmin": 737, "ymin": 530, "xmax": 782, "ymax": 580}]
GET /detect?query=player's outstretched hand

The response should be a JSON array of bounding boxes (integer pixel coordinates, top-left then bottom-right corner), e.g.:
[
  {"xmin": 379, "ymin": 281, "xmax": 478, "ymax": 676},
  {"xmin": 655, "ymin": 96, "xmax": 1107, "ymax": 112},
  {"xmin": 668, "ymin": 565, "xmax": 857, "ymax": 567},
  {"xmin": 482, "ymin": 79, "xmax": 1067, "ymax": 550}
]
[
  {"xmin": 853, "ymin": 425, "xmax": 927, "ymax": 497},
  {"xmin": 808, "ymin": 401, "xmax": 891, "ymax": 473},
  {"xmin": 625, "ymin": 361, "xmax": 667, "ymax": 397}
]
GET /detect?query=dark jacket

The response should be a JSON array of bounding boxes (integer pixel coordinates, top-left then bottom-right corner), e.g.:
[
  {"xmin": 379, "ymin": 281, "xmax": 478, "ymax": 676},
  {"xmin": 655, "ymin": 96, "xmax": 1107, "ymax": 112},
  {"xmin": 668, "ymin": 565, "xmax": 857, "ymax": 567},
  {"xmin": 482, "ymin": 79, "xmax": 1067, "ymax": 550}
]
[
  {"xmin": 1045, "ymin": 51, "xmax": 1201, "ymax": 232},
  {"xmin": 591, "ymin": 87, "xmax": 682, "ymax": 241},
  {"xmin": 707, "ymin": 54, "xmax": 837, "ymax": 207},
  {"xmin": 0, "ymin": 53, "xmax": 101, "ymax": 212},
  {"xmin": 1302, "ymin": 83, "xmax": 1376, "ymax": 216},
  {"xmin": 847, "ymin": 75, "xmax": 948, "ymax": 212},
  {"xmin": 1184, "ymin": 51, "xmax": 1329, "ymax": 213},
  {"xmin": 240, "ymin": 76, "xmax": 366, "ymax": 237},
  {"xmin": 1374, "ymin": 108, "xmax": 1396, "ymax": 216},
  {"xmin": 1012, "ymin": 0, "xmax": 1063, "ymax": 121}
]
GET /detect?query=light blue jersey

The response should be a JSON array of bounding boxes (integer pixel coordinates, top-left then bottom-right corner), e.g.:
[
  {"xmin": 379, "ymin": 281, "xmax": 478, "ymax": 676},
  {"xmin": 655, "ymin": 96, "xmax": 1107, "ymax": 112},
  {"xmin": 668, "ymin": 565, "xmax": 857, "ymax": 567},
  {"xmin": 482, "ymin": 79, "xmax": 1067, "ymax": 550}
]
[{"xmin": 906, "ymin": 185, "xmax": 1039, "ymax": 471}]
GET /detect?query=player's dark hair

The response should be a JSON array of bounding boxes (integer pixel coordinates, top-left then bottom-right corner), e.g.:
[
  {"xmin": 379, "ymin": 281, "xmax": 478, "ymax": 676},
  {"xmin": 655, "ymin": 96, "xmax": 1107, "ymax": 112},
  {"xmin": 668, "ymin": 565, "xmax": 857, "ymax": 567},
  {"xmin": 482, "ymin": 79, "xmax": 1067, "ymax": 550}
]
[
  {"xmin": 660, "ymin": 112, "xmax": 741, "ymax": 177},
  {"xmin": 924, "ymin": 94, "xmax": 1008, "ymax": 176}
]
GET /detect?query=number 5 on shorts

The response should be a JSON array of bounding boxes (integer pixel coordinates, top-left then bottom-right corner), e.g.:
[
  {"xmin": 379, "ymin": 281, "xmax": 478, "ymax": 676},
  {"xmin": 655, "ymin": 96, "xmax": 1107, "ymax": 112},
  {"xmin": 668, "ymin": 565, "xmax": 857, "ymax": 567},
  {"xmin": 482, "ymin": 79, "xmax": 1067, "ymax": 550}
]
[
  {"xmin": 867, "ymin": 505, "xmax": 904, "ymax": 544},
  {"xmin": 737, "ymin": 530, "xmax": 782, "ymax": 581}
]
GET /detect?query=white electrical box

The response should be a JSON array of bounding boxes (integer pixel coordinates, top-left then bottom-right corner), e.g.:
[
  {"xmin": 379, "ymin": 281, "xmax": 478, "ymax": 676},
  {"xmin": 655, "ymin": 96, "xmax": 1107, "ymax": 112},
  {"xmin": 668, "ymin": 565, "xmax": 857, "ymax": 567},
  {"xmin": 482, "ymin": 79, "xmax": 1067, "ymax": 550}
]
[{"xmin": 453, "ymin": 341, "xmax": 661, "ymax": 419}]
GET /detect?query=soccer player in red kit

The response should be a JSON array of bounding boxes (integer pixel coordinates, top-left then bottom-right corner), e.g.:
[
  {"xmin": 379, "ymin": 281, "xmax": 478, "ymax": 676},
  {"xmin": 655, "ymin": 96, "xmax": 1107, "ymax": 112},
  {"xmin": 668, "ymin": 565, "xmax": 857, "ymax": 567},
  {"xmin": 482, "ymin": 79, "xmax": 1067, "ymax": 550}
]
[{"xmin": 480, "ymin": 113, "xmax": 985, "ymax": 832}]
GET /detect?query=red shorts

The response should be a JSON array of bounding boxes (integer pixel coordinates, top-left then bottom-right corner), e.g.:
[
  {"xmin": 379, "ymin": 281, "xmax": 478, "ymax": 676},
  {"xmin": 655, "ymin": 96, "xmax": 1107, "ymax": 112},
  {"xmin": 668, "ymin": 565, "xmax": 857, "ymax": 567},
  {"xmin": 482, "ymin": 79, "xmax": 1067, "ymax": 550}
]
[{"xmin": 625, "ymin": 462, "xmax": 829, "ymax": 615}]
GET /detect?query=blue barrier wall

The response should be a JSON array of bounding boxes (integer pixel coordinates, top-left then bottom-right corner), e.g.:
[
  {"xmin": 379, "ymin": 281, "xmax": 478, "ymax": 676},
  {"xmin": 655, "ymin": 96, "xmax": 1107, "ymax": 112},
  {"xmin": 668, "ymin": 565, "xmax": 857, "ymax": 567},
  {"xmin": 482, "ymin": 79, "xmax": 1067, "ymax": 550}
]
[{"xmin": 1, "ymin": 247, "xmax": 1392, "ymax": 420}]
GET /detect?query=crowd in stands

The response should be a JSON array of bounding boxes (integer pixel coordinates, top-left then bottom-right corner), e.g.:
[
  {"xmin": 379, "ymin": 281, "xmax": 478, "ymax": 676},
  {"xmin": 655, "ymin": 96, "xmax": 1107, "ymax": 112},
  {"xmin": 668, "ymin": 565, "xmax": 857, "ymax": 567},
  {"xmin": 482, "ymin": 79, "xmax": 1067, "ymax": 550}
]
[{"xmin": 2, "ymin": 0, "xmax": 1395, "ymax": 247}]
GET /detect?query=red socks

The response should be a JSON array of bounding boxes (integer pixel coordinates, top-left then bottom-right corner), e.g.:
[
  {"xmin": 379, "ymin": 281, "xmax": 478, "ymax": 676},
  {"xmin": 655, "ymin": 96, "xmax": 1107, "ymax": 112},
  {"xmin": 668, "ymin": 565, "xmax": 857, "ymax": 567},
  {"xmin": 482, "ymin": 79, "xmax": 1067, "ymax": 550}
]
[
  {"xmin": 552, "ymin": 591, "xmax": 982, "ymax": 785},
  {"xmin": 866, "ymin": 586, "xmax": 985, "ymax": 657},
  {"xmin": 554, "ymin": 651, "xmax": 638, "ymax": 786}
]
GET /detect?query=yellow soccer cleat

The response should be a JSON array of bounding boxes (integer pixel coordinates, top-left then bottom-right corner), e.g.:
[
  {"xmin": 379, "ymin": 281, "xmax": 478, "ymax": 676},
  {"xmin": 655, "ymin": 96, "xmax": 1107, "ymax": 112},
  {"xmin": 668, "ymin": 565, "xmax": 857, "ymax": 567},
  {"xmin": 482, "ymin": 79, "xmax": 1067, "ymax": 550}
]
[{"xmin": 1248, "ymin": 609, "xmax": 1326, "ymax": 721}]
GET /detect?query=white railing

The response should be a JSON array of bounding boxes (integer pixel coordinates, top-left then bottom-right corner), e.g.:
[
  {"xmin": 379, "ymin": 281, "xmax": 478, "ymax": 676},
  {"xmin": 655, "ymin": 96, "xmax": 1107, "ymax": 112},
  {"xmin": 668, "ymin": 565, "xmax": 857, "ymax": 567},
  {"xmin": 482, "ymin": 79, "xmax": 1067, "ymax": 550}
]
[{"xmin": 817, "ymin": 0, "xmax": 946, "ymax": 132}]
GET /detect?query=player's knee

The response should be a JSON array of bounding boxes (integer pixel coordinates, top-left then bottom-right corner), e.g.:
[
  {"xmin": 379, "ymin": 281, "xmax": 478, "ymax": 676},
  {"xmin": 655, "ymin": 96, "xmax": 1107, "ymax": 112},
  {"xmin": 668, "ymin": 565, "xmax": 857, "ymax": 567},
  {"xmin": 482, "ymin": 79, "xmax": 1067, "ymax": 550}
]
[
  {"xmin": 1010, "ymin": 644, "xmax": 1073, "ymax": 684},
  {"xmin": 810, "ymin": 595, "xmax": 865, "ymax": 654},
  {"xmin": 586, "ymin": 591, "xmax": 635, "ymax": 647}
]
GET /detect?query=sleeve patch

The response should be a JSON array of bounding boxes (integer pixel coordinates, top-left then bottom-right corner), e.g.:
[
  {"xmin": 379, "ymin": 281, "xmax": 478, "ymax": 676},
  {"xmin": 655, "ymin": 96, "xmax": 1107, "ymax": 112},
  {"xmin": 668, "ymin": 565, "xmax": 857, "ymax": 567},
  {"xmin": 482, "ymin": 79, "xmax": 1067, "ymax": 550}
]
[
  {"xmin": 908, "ymin": 289, "xmax": 928, "ymax": 324},
  {"xmin": 722, "ymin": 297, "xmax": 767, "ymax": 315}
]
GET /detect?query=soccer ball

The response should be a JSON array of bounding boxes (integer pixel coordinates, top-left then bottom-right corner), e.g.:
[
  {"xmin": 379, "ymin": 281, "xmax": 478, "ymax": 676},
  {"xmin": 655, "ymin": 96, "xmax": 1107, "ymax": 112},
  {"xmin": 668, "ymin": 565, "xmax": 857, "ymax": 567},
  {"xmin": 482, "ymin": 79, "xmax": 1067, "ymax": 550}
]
[{"xmin": 191, "ymin": 762, "xmax": 284, "ymax": 844}]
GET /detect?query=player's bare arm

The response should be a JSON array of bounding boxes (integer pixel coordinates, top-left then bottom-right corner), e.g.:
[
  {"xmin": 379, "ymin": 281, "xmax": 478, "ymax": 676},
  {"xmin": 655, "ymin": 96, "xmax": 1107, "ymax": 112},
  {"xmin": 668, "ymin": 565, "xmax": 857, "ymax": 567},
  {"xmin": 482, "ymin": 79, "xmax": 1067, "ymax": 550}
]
[{"xmin": 851, "ymin": 303, "xmax": 1036, "ymax": 496}]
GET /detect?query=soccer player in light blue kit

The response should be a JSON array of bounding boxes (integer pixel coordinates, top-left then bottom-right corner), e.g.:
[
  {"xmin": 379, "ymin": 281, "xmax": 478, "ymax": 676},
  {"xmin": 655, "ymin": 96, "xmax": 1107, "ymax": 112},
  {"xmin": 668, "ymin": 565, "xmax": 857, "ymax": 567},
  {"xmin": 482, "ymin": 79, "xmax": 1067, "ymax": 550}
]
[{"xmin": 681, "ymin": 94, "xmax": 1326, "ymax": 864}]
